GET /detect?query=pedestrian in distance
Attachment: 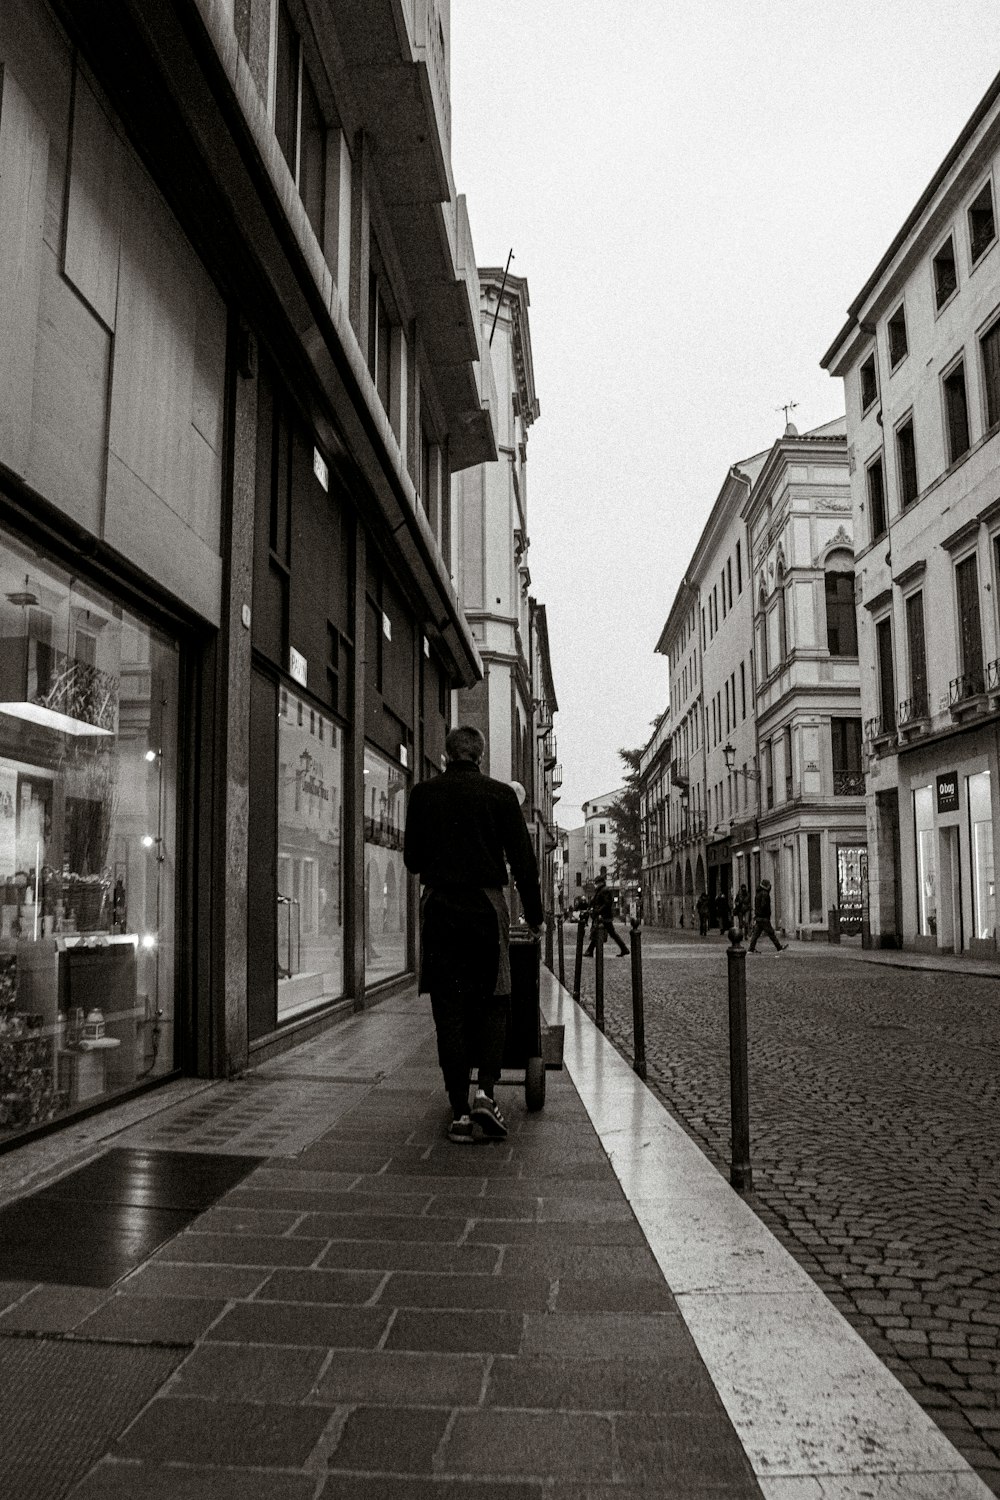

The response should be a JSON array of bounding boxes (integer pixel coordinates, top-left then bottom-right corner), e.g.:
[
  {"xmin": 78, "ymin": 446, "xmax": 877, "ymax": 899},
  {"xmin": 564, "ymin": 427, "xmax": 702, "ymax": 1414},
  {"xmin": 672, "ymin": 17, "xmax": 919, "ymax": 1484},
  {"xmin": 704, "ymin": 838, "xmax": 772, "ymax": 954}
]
[
  {"xmin": 715, "ymin": 888, "xmax": 731, "ymax": 934},
  {"xmin": 696, "ymin": 889, "xmax": 710, "ymax": 937},
  {"xmin": 403, "ymin": 725, "xmax": 544, "ymax": 1144},
  {"xmin": 747, "ymin": 878, "xmax": 787, "ymax": 953},
  {"xmin": 733, "ymin": 883, "xmax": 750, "ymax": 940},
  {"xmin": 585, "ymin": 875, "xmax": 629, "ymax": 957}
]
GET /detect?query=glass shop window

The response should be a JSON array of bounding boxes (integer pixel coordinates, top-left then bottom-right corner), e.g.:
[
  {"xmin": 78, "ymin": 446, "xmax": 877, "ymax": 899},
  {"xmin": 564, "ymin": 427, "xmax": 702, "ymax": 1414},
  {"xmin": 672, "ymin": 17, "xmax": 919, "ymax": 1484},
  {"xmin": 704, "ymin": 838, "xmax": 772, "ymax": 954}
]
[
  {"xmin": 276, "ymin": 691, "xmax": 344, "ymax": 1020},
  {"xmin": 967, "ymin": 770, "xmax": 995, "ymax": 942},
  {"xmin": 0, "ymin": 535, "xmax": 179, "ymax": 1142},
  {"xmin": 363, "ymin": 744, "xmax": 409, "ymax": 985},
  {"xmin": 913, "ymin": 784, "xmax": 937, "ymax": 938}
]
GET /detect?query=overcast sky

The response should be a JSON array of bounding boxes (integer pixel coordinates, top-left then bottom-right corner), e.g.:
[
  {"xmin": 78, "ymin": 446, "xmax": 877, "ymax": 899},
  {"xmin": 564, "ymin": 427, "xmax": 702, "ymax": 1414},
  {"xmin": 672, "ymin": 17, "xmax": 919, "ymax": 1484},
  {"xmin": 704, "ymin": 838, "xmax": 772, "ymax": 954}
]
[{"xmin": 449, "ymin": 3, "xmax": 999, "ymax": 827}]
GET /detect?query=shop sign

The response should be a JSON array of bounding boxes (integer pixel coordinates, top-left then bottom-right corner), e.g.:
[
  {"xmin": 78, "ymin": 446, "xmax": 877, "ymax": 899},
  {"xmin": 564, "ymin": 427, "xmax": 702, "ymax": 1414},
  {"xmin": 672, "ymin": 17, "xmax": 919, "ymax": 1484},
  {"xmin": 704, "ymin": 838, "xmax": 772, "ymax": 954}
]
[
  {"xmin": 707, "ymin": 839, "xmax": 730, "ymax": 867},
  {"xmin": 936, "ymin": 770, "xmax": 959, "ymax": 813},
  {"xmin": 289, "ymin": 647, "xmax": 308, "ymax": 687}
]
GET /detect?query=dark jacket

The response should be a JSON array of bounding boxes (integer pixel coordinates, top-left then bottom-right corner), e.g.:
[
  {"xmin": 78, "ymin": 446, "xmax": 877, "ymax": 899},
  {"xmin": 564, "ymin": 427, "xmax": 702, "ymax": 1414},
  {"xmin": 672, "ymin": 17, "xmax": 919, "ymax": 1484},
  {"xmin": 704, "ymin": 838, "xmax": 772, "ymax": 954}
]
[
  {"xmin": 754, "ymin": 885, "xmax": 771, "ymax": 920},
  {"xmin": 590, "ymin": 885, "xmax": 614, "ymax": 922},
  {"xmin": 403, "ymin": 761, "xmax": 544, "ymax": 926}
]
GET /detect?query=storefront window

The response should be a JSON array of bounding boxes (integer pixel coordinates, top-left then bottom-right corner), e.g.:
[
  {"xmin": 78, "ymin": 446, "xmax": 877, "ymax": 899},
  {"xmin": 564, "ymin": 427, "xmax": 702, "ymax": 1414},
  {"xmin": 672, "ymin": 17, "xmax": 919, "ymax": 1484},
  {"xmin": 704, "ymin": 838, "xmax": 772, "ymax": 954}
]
[
  {"xmin": 914, "ymin": 784, "xmax": 937, "ymax": 936},
  {"xmin": 0, "ymin": 535, "xmax": 178, "ymax": 1141},
  {"xmin": 968, "ymin": 770, "xmax": 995, "ymax": 941},
  {"xmin": 836, "ymin": 845, "xmax": 867, "ymax": 932},
  {"xmin": 277, "ymin": 690, "xmax": 344, "ymax": 1019},
  {"xmin": 363, "ymin": 745, "xmax": 408, "ymax": 984}
]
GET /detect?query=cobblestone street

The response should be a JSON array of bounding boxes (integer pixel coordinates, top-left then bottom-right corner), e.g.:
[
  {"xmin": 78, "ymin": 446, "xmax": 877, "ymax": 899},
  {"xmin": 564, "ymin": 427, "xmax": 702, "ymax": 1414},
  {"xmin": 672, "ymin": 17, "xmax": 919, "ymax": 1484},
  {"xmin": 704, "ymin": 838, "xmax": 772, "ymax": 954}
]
[{"xmin": 574, "ymin": 929, "xmax": 1000, "ymax": 1495}]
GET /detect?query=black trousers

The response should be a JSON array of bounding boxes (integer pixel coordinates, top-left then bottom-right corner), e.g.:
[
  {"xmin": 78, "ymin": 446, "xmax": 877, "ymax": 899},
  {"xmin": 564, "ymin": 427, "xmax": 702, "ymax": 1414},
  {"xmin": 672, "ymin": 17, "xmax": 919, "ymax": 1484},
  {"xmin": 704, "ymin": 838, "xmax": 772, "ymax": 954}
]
[
  {"xmin": 585, "ymin": 917, "xmax": 628, "ymax": 955},
  {"xmin": 422, "ymin": 889, "xmax": 507, "ymax": 1117},
  {"xmin": 749, "ymin": 918, "xmax": 782, "ymax": 951}
]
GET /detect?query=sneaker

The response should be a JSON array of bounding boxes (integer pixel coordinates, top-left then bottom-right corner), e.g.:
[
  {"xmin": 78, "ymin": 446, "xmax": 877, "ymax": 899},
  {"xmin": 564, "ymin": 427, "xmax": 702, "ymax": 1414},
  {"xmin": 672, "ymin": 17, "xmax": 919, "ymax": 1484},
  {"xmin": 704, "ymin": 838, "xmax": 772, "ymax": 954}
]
[
  {"xmin": 447, "ymin": 1114, "xmax": 475, "ymax": 1144},
  {"xmin": 471, "ymin": 1090, "xmax": 508, "ymax": 1139},
  {"xmin": 777, "ymin": 944, "xmax": 788, "ymax": 952}
]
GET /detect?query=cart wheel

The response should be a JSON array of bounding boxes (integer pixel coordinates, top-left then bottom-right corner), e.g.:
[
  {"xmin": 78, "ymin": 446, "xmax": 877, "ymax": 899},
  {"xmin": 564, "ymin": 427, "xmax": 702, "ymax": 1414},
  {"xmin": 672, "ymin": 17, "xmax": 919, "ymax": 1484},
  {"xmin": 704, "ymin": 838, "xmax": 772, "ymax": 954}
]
[{"xmin": 525, "ymin": 1055, "xmax": 546, "ymax": 1111}]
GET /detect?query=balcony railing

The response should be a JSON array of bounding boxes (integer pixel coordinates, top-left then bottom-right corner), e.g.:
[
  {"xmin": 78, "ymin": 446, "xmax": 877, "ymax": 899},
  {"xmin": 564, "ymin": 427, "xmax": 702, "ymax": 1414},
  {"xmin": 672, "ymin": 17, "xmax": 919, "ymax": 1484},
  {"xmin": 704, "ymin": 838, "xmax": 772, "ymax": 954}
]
[
  {"xmin": 865, "ymin": 714, "xmax": 895, "ymax": 743},
  {"xmin": 949, "ymin": 671, "xmax": 984, "ymax": 707},
  {"xmin": 987, "ymin": 659, "xmax": 1000, "ymax": 694},
  {"xmin": 670, "ymin": 756, "xmax": 689, "ymax": 788},
  {"xmin": 897, "ymin": 695, "xmax": 929, "ymax": 727},
  {"xmin": 833, "ymin": 769, "xmax": 866, "ymax": 797}
]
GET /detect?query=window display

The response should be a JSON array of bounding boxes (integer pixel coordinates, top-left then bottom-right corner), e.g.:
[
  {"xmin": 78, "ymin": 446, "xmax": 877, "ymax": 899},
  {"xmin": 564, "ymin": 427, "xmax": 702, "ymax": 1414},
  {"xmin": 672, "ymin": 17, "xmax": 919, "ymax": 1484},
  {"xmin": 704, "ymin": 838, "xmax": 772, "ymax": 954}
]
[
  {"xmin": 914, "ymin": 784, "xmax": 937, "ymax": 937},
  {"xmin": 363, "ymin": 744, "xmax": 408, "ymax": 984},
  {"xmin": 0, "ymin": 536, "xmax": 178, "ymax": 1141},
  {"xmin": 968, "ymin": 770, "xmax": 995, "ymax": 942},
  {"xmin": 277, "ymin": 689, "xmax": 344, "ymax": 1018}
]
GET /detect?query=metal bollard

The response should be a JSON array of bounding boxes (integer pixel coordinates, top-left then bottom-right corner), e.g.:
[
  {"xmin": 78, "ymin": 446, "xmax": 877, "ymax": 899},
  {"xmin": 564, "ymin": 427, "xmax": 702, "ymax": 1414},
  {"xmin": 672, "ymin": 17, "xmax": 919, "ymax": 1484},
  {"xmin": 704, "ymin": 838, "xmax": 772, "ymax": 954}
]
[
  {"xmin": 594, "ymin": 925, "xmax": 605, "ymax": 1033},
  {"xmin": 726, "ymin": 926, "xmax": 753, "ymax": 1192},
  {"xmin": 544, "ymin": 913, "xmax": 554, "ymax": 972},
  {"xmin": 557, "ymin": 915, "xmax": 566, "ymax": 987},
  {"xmin": 573, "ymin": 914, "xmax": 586, "ymax": 1001},
  {"xmin": 629, "ymin": 919, "xmax": 646, "ymax": 1079}
]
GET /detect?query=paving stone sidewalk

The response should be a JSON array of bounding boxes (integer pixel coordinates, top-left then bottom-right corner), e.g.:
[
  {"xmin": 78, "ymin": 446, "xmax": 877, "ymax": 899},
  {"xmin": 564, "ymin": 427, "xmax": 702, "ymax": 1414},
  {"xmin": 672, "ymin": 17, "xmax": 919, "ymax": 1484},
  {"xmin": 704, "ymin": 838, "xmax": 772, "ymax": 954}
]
[{"xmin": 0, "ymin": 1000, "xmax": 764, "ymax": 1499}]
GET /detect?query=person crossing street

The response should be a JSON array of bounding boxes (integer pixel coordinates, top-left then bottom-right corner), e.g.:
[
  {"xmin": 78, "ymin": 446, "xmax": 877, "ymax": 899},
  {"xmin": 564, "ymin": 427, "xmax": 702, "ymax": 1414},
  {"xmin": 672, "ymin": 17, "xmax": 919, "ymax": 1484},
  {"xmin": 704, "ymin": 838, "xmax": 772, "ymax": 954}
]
[
  {"xmin": 748, "ymin": 878, "xmax": 787, "ymax": 953},
  {"xmin": 585, "ymin": 875, "xmax": 630, "ymax": 957}
]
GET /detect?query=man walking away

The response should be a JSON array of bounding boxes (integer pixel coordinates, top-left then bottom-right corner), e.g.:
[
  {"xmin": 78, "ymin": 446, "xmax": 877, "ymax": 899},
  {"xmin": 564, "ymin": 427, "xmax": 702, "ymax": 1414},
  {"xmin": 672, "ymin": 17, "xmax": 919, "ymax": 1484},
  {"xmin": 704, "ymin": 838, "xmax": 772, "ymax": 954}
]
[
  {"xmin": 748, "ymin": 878, "xmax": 787, "ymax": 953},
  {"xmin": 403, "ymin": 726, "xmax": 544, "ymax": 1144},
  {"xmin": 584, "ymin": 875, "xmax": 629, "ymax": 957},
  {"xmin": 715, "ymin": 888, "xmax": 731, "ymax": 935},
  {"xmin": 696, "ymin": 889, "xmax": 710, "ymax": 937}
]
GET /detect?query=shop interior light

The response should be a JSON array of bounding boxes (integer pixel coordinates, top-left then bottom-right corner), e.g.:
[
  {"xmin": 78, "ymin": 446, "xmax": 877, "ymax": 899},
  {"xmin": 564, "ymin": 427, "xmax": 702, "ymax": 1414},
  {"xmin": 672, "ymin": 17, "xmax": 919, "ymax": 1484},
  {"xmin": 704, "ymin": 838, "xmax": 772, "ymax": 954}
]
[
  {"xmin": 0, "ymin": 702, "xmax": 113, "ymax": 736},
  {"xmin": 142, "ymin": 835, "xmax": 155, "ymax": 849},
  {"xmin": 145, "ymin": 749, "xmax": 158, "ymax": 762},
  {"xmin": 141, "ymin": 934, "xmax": 157, "ymax": 950}
]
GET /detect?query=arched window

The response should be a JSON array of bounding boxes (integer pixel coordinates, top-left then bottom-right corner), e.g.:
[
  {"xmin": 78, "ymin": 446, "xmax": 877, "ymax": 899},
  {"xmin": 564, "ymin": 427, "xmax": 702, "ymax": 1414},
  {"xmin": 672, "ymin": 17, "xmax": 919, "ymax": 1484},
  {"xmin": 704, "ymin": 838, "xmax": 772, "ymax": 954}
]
[
  {"xmin": 757, "ymin": 582, "xmax": 769, "ymax": 677},
  {"xmin": 777, "ymin": 561, "xmax": 789, "ymax": 661},
  {"xmin": 825, "ymin": 554, "xmax": 857, "ymax": 656}
]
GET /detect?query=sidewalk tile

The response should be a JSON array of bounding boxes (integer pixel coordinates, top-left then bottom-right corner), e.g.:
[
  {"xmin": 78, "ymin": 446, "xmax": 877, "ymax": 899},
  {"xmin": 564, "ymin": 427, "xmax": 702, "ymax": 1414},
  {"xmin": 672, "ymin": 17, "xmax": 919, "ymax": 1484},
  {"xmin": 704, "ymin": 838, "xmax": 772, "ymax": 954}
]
[
  {"xmin": 119, "ymin": 1262, "xmax": 268, "ymax": 1299},
  {"xmin": 222, "ymin": 1186, "xmax": 435, "ymax": 1215},
  {"xmin": 72, "ymin": 1294, "xmax": 226, "ymax": 1344},
  {"xmin": 466, "ymin": 1218, "xmax": 646, "ymax": 1246},
  {"xmin": 0, "ymin": 1283, "xmax": 110, "ymax": 1332},
  {"xmin": 615, "ymin": 1410, "xmax": 762, "ymax": 1491},
  {"xmin": 377, "ymin": 1271, "xmax": 551, "ymax": 1310},
  {"xmin": 329, "ymin": 1404, "xmax": 450, "ymax": 1472},
  {"xmin": 152, "ymin": 1232, "xmax": 325, "ymax": 1267},
  {"xmin": 114, "ymin": 1395, "xmax": 330, "ymax": 1466},
  {"xmin": 207, "ymin": 1301, "xmax": 389, "ymax": 1347},
  {"xmin": 185, "ymin": 1206, "xmax": 304, "ymax": 1235},
  {"xmin": 170, "ymin": 1342, "xmax": 329, "ymax": 1401},
  {"xmin": 441, "ymin": 1408, "xmax": 615, "ymax": 1479},
  {"xmin": 291, "ymin": 1213, "xmax": 468, "ymax": 1243},
  {"xmin": 501, "ymin": 1244, "xmax": 664, "ymax": 1280},
  {"xmin": 317, "ymin": 1240, "xmax": 501, "ymax": 1275},
  {"xmin": 521, "ymin": 1311, "xmax": 686, "ymax": 1359},
  {"xmin": 385, "ymin": 1307, "xmax": 524, "ymax": 1353},
  {"xmin": 484, "ymin": 1353, "xmax": 716, "ymax": 1412},
  {"xmin": 316, "ymin": 1481, "xmax": 542, "ymax": 1500},
  {"xmin": 68, "ymin": 1459, "xmax": 316, "ymax": 1499},
  {"xmin": 255, "ymin": 1268, "xmax": 384, "ymax": 1303},
  {"xmin": 423, "ymin": 1193, "xmax": 539, "ymax": 1220},
  {"xmin": 554, "ymin": 1275, "xmax": 676, "ymax": 1313},
  {"xmin": 310, "ymin": 1349, "xmax": 486, "ymax": 1405}
]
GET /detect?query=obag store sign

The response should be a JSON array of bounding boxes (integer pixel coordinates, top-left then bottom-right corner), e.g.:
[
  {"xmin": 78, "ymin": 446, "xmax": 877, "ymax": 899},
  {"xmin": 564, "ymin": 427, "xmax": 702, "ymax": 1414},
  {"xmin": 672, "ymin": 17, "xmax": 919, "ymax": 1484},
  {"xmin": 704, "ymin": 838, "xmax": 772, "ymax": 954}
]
[{"xmin": 936, "ymin": 771, "xmax": 959, "ymax": 814}]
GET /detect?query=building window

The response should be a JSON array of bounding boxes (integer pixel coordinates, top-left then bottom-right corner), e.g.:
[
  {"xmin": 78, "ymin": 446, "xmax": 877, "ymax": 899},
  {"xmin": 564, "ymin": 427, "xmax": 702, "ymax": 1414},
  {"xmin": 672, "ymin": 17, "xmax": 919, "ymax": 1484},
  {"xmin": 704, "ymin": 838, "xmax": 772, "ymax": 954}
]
[
  {"xmin": 274, "ymin": 1, "xmax": 326, "ymax": 241},
  {"xmin": 933, "ymin": 235, "xmax": 958, "ymax": 309},
  {"xmin": 807, "ymin": 833, "xmax": 823, "ymax": 923},
  {"xmin": 981, "ymin": 318, "xmax": 1000, "ymax": 430},
  {"xmin": 0, "ymin": 532, "xmax": 181, "ymax": 1145},
  {"xmin": 968, "ymin": 181, "xmax": 996, "ymax": 266},
  {"xmin": 968, "ymin": 770, "xmax": 995, "ymax": 940},
  {"xmin": 876, "ymin": 616, "xmax": 896, "ymax": 733},
  {"xmin": 825, "ymin": 566, "xmax": 857, "ymax": 655},
  {"xmin": 944, "ymin": 361, "xmax": 971, "ymax": 463},
  {"xmin": 867, "ymin": 456, "xmax": 887, "ymax": 542},
  {"xmin": 575, "ymin": 871, "xmax": 582, "ymax": 887},
  {"xmin": 599, "ymin": 842, "xmax": 607, "ymax": 858},
  {"xmin": 363, "ymin": 745, "xmax": 408, "ymax": 985},
  {"xmin": 721, "ymin": 569, "xmax": 727, "ymax": 620},
  {"xmin": 905, "ymin": 590, "xmax": 928, "ymax": 716},
  {"xmin": 783, "ymin": 726, "xmax": 792, "ymax": 800},
  {"xmin": 740, "ymin": 660, "xmax": 746, "ymax": 718},
  {"xmin": 859, "ymin": 353, "xmax": 878, "ymax": 413},
  {"xmin": 599, "ymin": 822, "xmax": 606, "ymax": 834},
  {"xmin": 736, "ymin": 540, "xmax": 742, "ymax": 593},
  {"xmin": 888, "ymin": 303, "xmax": 908, "ymax": 368},
  {"xmin": 764, "ymin": 741, "xmax": 774, "ymax": 810},
  {"xmin": 727, "ymin": 558, "xmax": 733, "ymax": 609},
  {"xmin": 956, "ymin": 552, "xmax": 984, "ymax": 692},
  {"xmin": 913, "ymin": 784, "xmax": 937, "ymax": 937},
  {"xmin": 777, "ymin": 563, "xmax": 788, "ymax": 661},
  {"xmin": 896, "ymin": 417, "xmax": 919, "ymax": 508},
  {"xmin": 831, "ymin": 718, "xmax": 863, "ymax": 796}
]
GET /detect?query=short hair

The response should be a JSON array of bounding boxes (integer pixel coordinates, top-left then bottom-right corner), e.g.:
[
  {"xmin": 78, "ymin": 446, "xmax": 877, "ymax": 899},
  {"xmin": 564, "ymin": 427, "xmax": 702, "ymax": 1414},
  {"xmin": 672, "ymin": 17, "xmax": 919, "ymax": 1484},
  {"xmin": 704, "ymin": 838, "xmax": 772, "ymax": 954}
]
[{"xmin": 446, "ymin": 725, "xmax": 485, "ymax": 763}]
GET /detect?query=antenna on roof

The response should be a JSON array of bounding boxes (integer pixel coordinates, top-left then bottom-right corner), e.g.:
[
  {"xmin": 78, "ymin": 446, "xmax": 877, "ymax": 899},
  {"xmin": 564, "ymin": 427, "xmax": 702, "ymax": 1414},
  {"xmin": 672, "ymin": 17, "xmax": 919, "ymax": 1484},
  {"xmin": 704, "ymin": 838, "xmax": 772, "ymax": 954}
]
[{"xmin": 777, "ymin": 400, "xmax": 799, "ymax": 429}]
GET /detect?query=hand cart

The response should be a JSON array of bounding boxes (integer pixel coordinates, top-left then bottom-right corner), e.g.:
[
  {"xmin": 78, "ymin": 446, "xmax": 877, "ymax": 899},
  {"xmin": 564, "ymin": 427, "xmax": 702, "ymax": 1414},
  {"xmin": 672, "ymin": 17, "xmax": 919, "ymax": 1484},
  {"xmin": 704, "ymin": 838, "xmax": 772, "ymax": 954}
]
[{"xmin": 475, "ymin": 928, "xmax": 563, "ymax": 1111}]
